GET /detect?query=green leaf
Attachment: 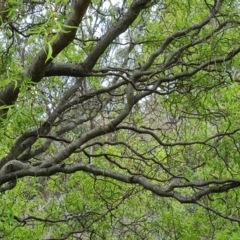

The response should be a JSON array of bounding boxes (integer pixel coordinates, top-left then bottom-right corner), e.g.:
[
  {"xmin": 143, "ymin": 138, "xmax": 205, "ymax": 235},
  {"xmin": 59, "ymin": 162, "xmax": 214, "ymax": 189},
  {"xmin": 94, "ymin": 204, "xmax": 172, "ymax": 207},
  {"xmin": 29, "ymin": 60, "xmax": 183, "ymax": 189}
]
[{"xmin": 45, "ymin": 43, "xmax": 53, "ymax": 62}]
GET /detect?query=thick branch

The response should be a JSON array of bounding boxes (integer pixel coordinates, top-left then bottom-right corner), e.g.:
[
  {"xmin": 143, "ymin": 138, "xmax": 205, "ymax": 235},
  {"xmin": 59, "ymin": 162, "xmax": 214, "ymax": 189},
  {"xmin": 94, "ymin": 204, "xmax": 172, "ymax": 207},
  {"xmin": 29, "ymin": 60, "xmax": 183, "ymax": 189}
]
[
  {"xmin": 82, "ymin": 0, "xmax": 152, "ymax": 70},
  {"xmin": 0, "ymin": 0, "xmax": 90, "ymax": 116},
  {"xmin": 1, "ymin": 162, "xmax": 240, "ymax": 206},
  {"xmin": 45, "ymin": 62, "xmax": 88, "ymax": 77},
  {"xmin": 27, "ymin": 0, "xmax": 90, "ymax": 82}
]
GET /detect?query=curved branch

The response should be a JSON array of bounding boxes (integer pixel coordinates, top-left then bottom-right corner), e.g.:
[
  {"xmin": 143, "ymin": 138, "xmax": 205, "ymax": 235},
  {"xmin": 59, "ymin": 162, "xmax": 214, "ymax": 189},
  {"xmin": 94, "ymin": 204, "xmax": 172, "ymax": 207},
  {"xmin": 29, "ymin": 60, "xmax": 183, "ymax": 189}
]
[
  {"xmin": 1, "ymin": 162, "xmax": 240, "ymax": 208},
  {"xmin": 82, "ymin": 0, "xmax": 152, "ymax": 70},
  {"xmin": 0, "ymin": 0, "xmax": 91, "ymax": 116}
]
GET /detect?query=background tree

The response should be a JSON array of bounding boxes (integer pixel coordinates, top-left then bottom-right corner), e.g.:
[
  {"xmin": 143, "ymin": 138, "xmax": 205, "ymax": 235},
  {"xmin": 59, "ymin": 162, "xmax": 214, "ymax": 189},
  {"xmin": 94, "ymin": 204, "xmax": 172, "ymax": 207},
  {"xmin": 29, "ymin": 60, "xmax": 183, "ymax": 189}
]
[{"xmin": 1, "ymin": 0, "xmax": 240, "ymax": 239}]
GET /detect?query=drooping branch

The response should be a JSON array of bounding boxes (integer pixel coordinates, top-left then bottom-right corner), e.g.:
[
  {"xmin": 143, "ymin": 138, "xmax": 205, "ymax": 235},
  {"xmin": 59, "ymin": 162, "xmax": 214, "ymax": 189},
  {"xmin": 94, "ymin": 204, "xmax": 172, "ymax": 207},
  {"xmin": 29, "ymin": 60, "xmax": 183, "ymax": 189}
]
[{"xmin": 1, "ymin": 161, "xmax": 240, "ymax": 210}]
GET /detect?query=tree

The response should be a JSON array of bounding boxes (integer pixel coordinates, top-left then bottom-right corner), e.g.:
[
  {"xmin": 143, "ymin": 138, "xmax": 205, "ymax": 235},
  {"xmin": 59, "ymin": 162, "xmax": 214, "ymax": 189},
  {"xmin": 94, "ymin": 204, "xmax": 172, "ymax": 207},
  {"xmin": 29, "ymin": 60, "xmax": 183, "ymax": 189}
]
[{"xmin": 1, "ymin": 0, "xmax": 240, "ymax": 238}]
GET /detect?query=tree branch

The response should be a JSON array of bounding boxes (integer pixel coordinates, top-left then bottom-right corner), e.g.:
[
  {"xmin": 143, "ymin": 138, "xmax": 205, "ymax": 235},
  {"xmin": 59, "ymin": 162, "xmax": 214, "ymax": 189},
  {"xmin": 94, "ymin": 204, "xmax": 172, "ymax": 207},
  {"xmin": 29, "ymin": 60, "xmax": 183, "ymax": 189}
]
[{"xmin": 0, "ymin": 0, "xmax": 91, "ymax": 117}]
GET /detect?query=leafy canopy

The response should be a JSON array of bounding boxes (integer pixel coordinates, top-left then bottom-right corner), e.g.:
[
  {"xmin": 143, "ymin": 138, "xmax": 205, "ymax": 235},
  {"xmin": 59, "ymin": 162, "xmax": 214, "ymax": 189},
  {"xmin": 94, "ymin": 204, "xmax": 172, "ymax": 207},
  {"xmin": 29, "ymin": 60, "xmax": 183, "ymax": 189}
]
[{"xmin": 1, "ymin": 0, "xmax": 240, "ymax": 239}]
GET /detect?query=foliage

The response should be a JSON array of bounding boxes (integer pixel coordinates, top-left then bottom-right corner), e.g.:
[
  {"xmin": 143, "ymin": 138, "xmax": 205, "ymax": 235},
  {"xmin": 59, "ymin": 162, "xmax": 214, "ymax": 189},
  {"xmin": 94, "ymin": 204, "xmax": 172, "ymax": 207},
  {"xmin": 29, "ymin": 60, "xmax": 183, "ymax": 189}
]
[{"xmin": 1, "ymin": 0, "xmax": 240, "ymax": 239}]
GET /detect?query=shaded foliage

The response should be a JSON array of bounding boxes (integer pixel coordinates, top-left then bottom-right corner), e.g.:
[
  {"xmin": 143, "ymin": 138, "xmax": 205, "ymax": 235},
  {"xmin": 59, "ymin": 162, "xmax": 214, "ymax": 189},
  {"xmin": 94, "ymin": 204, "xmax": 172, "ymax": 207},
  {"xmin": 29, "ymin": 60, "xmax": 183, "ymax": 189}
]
[{"xmin": 0, "ymin": 0, "xmax": 240, "ymax": 239}]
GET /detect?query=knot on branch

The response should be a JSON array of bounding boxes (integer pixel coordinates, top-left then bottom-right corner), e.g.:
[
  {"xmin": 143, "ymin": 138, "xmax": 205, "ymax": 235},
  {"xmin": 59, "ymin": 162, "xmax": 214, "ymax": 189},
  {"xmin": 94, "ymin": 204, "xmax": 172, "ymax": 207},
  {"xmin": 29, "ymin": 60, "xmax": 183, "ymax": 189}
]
[
  {"xmin": 0, "ymin": 160, "xmax": 30, "ymax": 192},
  {"xmin": 0, "ymin": 160, "xmax": 30, "ymax": 176}
]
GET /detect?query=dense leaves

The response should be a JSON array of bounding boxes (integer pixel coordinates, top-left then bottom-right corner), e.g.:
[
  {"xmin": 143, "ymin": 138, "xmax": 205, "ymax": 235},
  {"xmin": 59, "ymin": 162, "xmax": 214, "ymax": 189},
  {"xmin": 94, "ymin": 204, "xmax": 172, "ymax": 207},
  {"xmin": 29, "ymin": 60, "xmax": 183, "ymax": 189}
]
[{"xmin": 1, "ymin": 0, "xmax": 240, "ymax": 239}]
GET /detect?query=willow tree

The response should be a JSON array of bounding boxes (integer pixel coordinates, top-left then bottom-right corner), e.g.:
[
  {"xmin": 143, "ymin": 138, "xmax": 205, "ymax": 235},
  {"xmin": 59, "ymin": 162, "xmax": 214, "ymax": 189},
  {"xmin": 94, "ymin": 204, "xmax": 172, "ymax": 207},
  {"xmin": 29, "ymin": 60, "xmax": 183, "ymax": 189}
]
[{"xmin": 1, "ymin": 0, "xmax": 240, "ymax": 239}]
